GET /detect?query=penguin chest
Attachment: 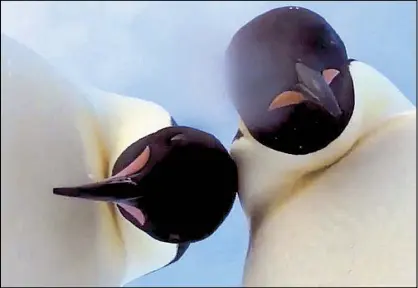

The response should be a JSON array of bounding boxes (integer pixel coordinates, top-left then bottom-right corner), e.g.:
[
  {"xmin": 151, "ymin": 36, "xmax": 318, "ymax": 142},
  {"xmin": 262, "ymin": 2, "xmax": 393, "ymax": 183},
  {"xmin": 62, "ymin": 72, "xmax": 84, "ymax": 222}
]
[
  {"xmin": 244, "ymin": 112, "xmax": 416, "ymax": 287},
  {"xmin": 1, "ymin": 39, "xmax": 123, "ymax": 286}
]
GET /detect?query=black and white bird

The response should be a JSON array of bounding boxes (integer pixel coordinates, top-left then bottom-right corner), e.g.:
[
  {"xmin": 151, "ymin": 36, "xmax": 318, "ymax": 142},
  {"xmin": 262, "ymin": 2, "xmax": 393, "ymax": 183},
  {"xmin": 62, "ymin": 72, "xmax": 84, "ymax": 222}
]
[
  {"xmin": 1, "ymin": 34, "xmax": 237, "ymax": 286},
  {"xmin": 226, "ymin": 7, "xmax": 416, "ymax": 286}
]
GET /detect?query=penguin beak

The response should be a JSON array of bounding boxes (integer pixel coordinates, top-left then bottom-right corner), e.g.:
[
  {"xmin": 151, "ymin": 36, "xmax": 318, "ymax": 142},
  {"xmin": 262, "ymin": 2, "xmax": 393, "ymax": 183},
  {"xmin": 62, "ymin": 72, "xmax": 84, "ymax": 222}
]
[
  {"xmin": 269, "ymin": 63, "xmax": 342, "ymax": 117},
  {"xmin": 54, "ymin": 145, "xmax": 151, "ymax": 203},
  {"xmin": 294, "ymin": 62, "xmax": 342, "ymax": 117},
  {"xmin": 53, "ymin": 174, "xmax": 142, "ymax": 203}
]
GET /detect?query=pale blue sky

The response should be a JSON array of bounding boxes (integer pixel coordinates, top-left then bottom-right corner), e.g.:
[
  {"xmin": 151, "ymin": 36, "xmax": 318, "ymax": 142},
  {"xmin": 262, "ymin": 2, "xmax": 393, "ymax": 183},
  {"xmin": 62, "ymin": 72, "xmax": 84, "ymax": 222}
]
[{"xmin": 1, "ymin": 1, "xmax": 415, "ymax": 286}]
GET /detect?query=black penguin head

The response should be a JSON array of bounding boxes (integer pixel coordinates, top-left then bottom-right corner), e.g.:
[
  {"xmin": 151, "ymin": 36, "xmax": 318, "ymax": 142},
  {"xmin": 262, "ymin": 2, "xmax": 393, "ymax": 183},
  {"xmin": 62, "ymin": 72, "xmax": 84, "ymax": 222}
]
[
  {"xmin": 226, "ymin": 6, "xmax": 355, "ymax": 154},
  {"xmin": 53, "ymin": 126, "xmax": 238, "ymax": 244}
]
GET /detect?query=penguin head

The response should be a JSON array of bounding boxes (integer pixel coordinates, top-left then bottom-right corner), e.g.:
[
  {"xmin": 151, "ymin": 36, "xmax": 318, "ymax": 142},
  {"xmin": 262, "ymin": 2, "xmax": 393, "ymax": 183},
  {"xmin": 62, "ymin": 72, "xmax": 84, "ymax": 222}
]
[
  {"xmin": 226, "ymin": 6, "xmax": 355, "ymax": 155},
  {"xmin": 53, "ymin": 126, "xmax": 238, "ymax": 244},
  {"xmin": 227, "ymin": 7, "xmax": 412, "ymax": 218}
]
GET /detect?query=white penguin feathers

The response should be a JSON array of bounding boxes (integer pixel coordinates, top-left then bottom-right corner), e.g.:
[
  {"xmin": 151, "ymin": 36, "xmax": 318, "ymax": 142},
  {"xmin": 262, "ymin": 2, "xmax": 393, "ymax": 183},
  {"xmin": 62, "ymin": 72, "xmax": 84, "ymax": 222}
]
[{"xmin": 1, "ymin": 34, "xmax": 179, "ymax": 286}]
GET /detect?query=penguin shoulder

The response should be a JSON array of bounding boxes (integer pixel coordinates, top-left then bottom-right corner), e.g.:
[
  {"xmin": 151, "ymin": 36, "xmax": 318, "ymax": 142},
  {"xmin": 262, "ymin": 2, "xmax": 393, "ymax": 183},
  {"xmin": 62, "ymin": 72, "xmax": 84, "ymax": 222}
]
[{"xmin": 349, "ymin": 60, "xmax": 415, "ymax": 135}]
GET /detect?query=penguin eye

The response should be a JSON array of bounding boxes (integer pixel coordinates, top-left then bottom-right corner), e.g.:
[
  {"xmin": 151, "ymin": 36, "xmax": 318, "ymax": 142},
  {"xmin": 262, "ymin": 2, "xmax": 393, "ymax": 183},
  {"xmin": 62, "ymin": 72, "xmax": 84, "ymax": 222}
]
[
  {"xmin": 314, "ymin": 37, "xmax": 328, "ymax": 51},
  {"xmin": 309, "ymin": 26, "xmax": 330, "ymax": 51}
]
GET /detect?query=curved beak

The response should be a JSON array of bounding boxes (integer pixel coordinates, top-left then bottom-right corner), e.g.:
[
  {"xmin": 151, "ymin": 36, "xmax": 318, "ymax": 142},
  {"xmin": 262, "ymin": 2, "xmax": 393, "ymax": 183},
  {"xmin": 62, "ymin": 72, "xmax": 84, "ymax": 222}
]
[
  {"xmin": 294, "ymin": 62, "xmax": 342, "ymax": 117},
  {"xmin": 53, "ymin": 174, "xmax": 142, "ymax": 203}
]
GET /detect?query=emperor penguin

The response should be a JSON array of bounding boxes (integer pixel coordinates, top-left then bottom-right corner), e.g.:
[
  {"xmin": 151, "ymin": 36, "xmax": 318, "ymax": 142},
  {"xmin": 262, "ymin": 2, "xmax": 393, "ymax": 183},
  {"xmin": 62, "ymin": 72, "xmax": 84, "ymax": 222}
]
[
  {"xmin": 225, "ymin": 7, "xmax": 416, "ymax": 287},
  {"xmin": 1, "ymin": 34, "xmax": 237, "ymax": 286}
]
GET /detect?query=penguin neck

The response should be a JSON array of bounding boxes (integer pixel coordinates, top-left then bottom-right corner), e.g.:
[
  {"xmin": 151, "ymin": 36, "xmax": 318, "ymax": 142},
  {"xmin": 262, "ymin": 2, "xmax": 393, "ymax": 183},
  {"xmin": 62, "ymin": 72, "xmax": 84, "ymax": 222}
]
[
  {"xmin": 84, "ymin": 88, "xmax": 178, "ymax": 285},
  {"xmin": 232, "ymin": 104, "xmax": 363, "ymax": 229}
]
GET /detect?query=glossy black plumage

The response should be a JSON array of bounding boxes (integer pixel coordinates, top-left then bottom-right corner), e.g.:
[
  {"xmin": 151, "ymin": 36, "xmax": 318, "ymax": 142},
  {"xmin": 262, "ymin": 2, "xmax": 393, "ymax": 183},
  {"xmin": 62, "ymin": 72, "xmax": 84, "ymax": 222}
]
[
  {"xmin": 54, "ymin": 126, "xmax": 238, "ymax": 245},
  {"xmin": 226, "ymin": 7, "xmax": 355, "ymax": 154}
]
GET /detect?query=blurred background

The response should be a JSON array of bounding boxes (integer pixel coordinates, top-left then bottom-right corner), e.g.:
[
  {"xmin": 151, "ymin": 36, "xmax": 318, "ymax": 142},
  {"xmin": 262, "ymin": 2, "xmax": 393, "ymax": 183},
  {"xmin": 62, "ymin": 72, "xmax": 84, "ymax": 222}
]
[{"xmin": 1, "ymin": 1, "xmax": 416, "ymax": 286}]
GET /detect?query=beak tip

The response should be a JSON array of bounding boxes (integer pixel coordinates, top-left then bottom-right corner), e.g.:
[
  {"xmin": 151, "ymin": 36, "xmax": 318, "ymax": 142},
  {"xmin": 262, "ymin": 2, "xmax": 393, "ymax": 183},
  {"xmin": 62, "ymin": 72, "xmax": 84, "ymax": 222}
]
[
  {"xmin": 53, "ymin": 187, "xmax": 79, "ymax": 197},
  {"xmin": 294, "ymin": 63, "xmax": 343, "ymax": 118}
]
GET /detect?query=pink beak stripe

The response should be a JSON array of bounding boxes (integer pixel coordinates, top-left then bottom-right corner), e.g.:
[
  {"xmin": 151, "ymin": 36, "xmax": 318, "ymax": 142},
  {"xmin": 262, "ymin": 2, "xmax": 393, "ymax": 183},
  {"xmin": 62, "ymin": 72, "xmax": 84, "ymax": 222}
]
[{"xmin": 113, "ymin": 146, "xmax": 151, "ymax": 226}]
